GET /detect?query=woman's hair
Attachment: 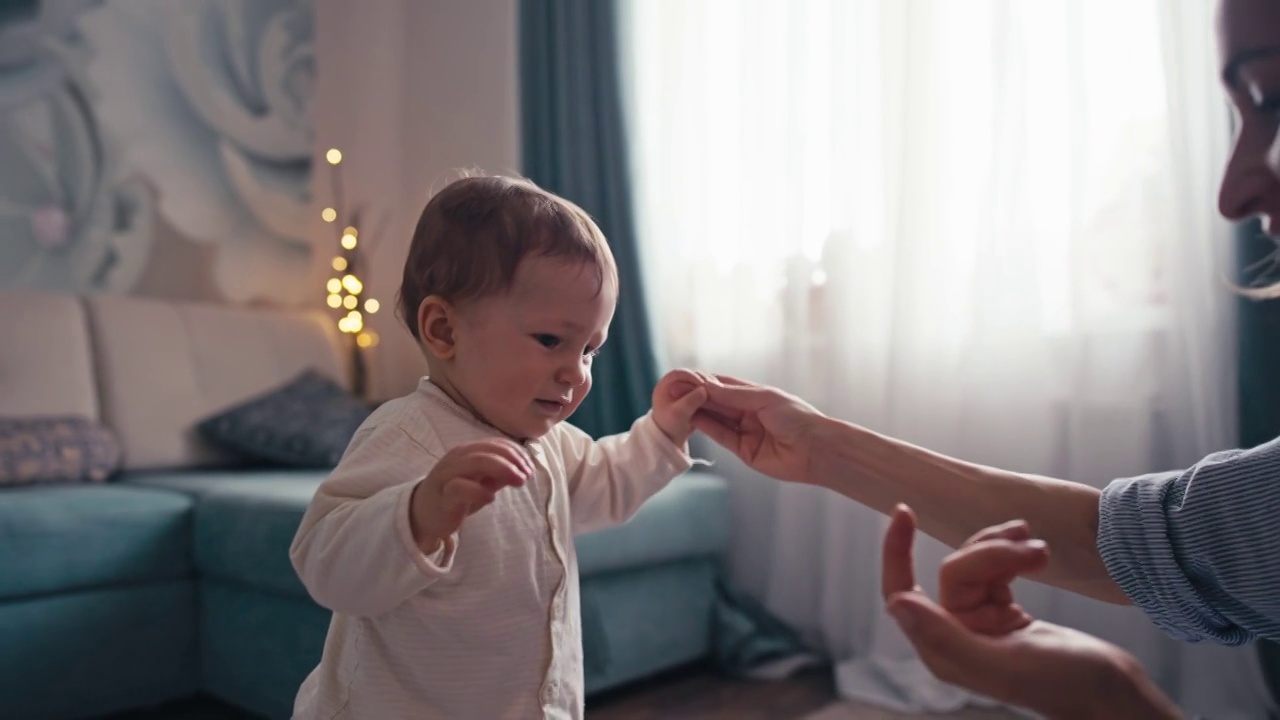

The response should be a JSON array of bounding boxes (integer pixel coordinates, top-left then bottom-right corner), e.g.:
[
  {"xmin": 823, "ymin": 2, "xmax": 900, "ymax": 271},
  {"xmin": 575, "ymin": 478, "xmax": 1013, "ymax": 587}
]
[
  {"xmin": 1235, "ymin": 283, "xmax": 1280, "ymax": 300},
  {"xmin": 1231, "ymin": 236, "xmax": 1280, "ymax": 300},
  {"xmin": 397, "ymin": 173, "xmax": 618, "ymax": 340}
]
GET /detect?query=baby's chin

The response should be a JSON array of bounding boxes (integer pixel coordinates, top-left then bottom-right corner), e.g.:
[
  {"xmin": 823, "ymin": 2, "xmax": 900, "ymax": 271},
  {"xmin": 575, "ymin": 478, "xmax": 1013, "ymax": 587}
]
[{"xmin": 490, "ymin": 413, "xmax": 560, "ymax": 444}]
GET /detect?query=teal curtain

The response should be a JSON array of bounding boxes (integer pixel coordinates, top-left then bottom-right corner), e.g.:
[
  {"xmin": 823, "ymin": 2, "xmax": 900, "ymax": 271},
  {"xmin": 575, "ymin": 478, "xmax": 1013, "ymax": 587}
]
[
  {"xmin": 1237, "ymin": 217, "xmax": 1280, "ymax": 705},
  {"xmin": 1237, "ymin": 218, "xmax": 1280, "ymax": 447},
  {"xmin": 519, "ymin": 0, "xmax": 657, "ymax": 438}
]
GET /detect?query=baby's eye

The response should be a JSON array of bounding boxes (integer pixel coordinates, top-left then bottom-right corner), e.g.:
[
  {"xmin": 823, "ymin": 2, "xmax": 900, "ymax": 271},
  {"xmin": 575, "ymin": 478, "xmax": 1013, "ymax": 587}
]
[
  {"xmin": 533, "ymin": 334, "xmax": 561, "ymax": 349},
  {"xmin": 584, "ymin": 346, "xmax": 601, "ymax": 360}
]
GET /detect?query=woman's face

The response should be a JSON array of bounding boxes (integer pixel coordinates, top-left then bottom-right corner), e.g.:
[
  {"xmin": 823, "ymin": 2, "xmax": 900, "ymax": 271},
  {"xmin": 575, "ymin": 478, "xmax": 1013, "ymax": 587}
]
[{"xmin": 1218, "ymin": 0, "xmax": 1280, "ymax": 234}]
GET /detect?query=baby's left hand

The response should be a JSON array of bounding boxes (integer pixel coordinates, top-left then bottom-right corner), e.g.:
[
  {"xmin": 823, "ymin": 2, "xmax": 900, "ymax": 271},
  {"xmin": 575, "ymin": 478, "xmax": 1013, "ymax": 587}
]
[{"xmin": 652, "ymin": 369, "xmax": 709, "ymax": 447}]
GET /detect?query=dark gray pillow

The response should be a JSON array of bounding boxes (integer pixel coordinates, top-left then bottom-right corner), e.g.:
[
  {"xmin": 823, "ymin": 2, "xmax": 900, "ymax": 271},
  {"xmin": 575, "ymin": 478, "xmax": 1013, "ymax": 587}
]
[
  {"xmin": 0, "ymin": 416, "xmax": 122, "ymax": 487},
  {"xmin": 198, "ymin": 370, "xmax": 372, "ymax": 468}
]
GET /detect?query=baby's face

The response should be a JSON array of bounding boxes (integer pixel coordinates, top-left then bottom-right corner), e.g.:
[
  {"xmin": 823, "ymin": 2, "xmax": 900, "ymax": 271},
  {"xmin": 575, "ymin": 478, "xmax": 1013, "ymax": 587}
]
[{"xmin": 449, "ymin": 256, "xmax": 616, "ymax": 440}]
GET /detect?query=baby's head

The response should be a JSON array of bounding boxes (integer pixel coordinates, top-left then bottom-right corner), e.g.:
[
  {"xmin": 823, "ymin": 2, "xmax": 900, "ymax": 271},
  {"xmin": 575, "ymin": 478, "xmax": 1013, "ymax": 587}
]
[{"xmin": 398, "ymin": 174, "xmax": 619, "ymax": 441}]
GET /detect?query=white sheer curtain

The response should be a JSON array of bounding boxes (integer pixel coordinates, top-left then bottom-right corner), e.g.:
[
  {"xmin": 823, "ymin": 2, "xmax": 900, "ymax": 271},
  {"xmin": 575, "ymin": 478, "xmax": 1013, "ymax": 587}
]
[{"xmin": 622, "ymin": 1, "xmax": 1269, "ymax": 717}]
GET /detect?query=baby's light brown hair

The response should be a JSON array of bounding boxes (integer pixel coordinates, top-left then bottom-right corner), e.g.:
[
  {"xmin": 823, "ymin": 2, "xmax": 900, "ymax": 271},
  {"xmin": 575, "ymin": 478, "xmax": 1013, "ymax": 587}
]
[{"xmin": 397, "ymin": 174, "xmax": 618, "ymax": 340}]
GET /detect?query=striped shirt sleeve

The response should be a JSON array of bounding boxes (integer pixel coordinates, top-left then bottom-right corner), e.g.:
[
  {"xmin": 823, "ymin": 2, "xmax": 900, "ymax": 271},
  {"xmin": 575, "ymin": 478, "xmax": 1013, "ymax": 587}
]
[{"xmin": 1097, "ymin": 436, "xmax": 1280, "ymax": 645}]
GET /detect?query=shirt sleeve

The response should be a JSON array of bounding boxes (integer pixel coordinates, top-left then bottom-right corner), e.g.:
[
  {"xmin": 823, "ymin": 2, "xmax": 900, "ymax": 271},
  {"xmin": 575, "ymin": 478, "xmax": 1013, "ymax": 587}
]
[
  {"xmin": 1097, "ymin": 437, "xmax": 1280, "ymax": 645},
  {"xmin": 554, "ymin": 411, "xmax": 697, "ymax": 535},
  {"xmin": 289, "ymin": 423, "xmax": 458, "ymax": 618}
]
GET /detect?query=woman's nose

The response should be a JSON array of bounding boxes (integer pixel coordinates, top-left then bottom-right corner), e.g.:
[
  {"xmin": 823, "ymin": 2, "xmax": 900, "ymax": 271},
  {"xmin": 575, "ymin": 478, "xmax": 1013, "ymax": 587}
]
[{"xmin": 1219, "ymin": 126, "xmax": 1276, "ymax": 221}]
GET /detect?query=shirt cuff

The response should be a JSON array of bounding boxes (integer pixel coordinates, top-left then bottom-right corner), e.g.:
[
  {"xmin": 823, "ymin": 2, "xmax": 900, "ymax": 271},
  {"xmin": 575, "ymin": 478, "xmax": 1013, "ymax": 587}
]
[
  {"xmin": 394, "ymin": 477, "xmax": 458, "ymax": 578},
  {"xmin": 635, "ymin": 411, "xmax": 700, "ymax": 474},
  {"xmin": 1098, "ymin": 474, "xmax": 1250, "ymax": 645}
]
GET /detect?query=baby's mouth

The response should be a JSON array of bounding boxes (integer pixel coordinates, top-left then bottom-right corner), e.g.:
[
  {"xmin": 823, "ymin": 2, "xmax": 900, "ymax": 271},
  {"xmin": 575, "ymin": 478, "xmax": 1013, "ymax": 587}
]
[{"xmin": 535, "ymin": 398, "xmax": 568, "ymax": 414}]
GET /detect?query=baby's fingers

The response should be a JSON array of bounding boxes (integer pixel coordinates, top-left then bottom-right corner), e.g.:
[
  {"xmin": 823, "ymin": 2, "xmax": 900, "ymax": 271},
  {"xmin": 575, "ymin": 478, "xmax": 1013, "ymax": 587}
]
[
  {"xmin": 447, "ymin": 448, "xmax": 531, "ymax": 490},
  {"xmin": 441, "ymin": 477, "xmax": 498, "ymax": 516},
  {"xmin": 673, "ymin": 385, "xmax": 709, "ymax": 418},
  {"xmin": 661, "ymin": 368, "xmax": 704, "ymax": 400}
]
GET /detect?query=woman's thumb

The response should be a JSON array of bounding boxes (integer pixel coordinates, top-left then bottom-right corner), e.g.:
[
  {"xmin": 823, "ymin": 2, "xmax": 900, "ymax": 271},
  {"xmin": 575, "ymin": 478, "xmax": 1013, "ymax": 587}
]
[{"xmin": 887, "ymin": 592, "xmax": 987, "ymax": 685}]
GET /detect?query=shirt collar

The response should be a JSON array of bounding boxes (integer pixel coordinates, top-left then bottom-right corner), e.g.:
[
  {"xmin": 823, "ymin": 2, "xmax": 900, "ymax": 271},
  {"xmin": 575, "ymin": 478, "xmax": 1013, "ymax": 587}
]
[{"xmin": 416, "ymin": 377, "xmax": 546, "ymax": 453}]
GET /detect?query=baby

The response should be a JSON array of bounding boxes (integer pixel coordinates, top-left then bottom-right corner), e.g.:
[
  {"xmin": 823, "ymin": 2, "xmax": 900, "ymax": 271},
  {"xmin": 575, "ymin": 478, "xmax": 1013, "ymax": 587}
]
[{"xmin": 289, "ymin": 174, "xmax": 707, "ymax": 718}]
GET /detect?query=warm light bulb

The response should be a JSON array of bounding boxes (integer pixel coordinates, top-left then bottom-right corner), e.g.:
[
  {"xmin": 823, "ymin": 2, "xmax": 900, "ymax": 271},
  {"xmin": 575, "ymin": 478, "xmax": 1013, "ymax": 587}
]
[
  {"xmin": 321, "ymin": 207, "xmax": 337, "ymax": 223},
  {"xmin": 347, "ymin": 311, "xmax": 364, "ymax": 333},
  {"xmin": 364, "ymin": 298, "xmax": 380, "ymax": 314},
  {"xmin": 343, "ymin": 295, "xmax": 358, "ymax": 310},
  {"xmin": 356, "ymin": 332, "xmax": 373, "ymax": 348},
  {"xmin": 343, "ymin": 226, "xmax": 358, "ymax": 237},
  {"xmin": 326, "ymin": 294, "xmax": 342, "ymax": 308},
  {"xmin": 337, "ymin": 317, "xmax": 351, "ymax": 333},
  {"xmin": 331, "ymin": 256, "xmax": 348, "ymax": 271},
  {"xmin": 325, "ymin": 148, "xmax": 343, "ymax": 165},
  {"xmin": 368, "ymin": 331, "xmax": 379, "ymax": 347},
  {"xmin": 326, "ymin": 278, "xmax": 342, "ymax": 294},
  {"xmin": 340, "ymin": 233, "xmax": 357, "ymax": 250},
  {"xmin": 342, "ymin": 274, "xmax": 363, "ymax": 294}
]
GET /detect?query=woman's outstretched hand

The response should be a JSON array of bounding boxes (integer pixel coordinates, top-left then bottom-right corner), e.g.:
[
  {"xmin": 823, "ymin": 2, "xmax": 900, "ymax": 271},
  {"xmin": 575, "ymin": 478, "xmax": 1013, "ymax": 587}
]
[
  {"xmin": 881, "ymin": 505, "xmax": 1181, "ymax": 720},
  {"xmin": 688, "ymin": 374, "xmax": 828, "ymax": 484}
]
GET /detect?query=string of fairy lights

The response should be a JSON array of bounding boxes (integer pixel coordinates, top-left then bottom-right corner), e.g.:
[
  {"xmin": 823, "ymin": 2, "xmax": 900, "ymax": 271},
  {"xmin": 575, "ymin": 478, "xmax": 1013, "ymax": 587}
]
[{"xmin": 321, "ymin": 148, "xmax": 380, "ymax": 349}]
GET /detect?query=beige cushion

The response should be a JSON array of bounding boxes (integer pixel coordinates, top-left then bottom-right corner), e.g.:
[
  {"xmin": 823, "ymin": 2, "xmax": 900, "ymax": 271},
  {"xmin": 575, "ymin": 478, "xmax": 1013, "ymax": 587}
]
[
  {"xmin": 86, "ymin": 294, "xmax": 348, "ymax": 470},
  {"xmin": 0, "ymin": 289, "xmax": 99, "ymax": 420}
]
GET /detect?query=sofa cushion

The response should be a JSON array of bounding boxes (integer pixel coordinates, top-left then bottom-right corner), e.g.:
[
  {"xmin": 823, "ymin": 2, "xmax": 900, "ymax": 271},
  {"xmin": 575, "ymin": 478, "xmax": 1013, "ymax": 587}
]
[
  {"xmin": 125, "ymin": 470, "xmax": 729, "ymax": 601},
  {"xmin": 0, "ymin": 289, "xmax": 98, "ymax": 420},
  {"xmin": 575, "ymin": 472, "xmax": 730, "ymax": 576},
  {"xmin": 85, "ymin": 294, "xmax": 349, "ymax": 470},
  {"xmin": 0, "ymin": 416, "xmax": 122, "ymax": 487},
  {"xmin": 123, "ymin": 470, "xmax": 327, "ymax": 599},
  {"xmin": 0, "ymin": 485, "xmax": 193, "ymax": 601},
  {"xmin": 197, "ymin": 370, "xmax": 372, "ymax": 468}
]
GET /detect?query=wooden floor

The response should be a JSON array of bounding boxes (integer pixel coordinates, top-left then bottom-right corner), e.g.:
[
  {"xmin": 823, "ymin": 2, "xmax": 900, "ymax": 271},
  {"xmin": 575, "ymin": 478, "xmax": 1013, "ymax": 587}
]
[
  {"xmin": 587, "ymin": 663, "xmax": 837, "ymax": 720},
  {"xmin": 96, "ymin": 664, "xmax": 837, "ymax": 720},
  {"xmin": 95, "ymin": 696, "xmax": 255, "ymax": 720}
]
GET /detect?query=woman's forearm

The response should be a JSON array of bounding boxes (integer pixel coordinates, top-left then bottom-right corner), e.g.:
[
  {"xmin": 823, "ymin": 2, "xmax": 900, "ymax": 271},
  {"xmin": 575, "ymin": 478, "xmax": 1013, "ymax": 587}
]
[{"xmin": 811, "ymin": 416, "xmax": 1129, "ymax": 604}]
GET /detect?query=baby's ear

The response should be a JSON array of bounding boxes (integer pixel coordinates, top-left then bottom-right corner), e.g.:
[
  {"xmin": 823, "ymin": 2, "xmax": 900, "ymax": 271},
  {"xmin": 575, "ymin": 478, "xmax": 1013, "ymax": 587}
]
[{"xmin": 418, "ymin": 296, "xmax": 457, "ymax": 360}]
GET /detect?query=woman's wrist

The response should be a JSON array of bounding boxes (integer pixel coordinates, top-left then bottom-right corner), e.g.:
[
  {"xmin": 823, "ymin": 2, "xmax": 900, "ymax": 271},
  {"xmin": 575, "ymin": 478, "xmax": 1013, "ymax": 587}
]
[
  {"xmin": 1095, "ymin": 654, "xmax": 1182, "ymax": 720},
  {"xmin": 809, "ymin": 416, "xmax": 909, "ymax": 515},
  {"xmin": 1121, "ymin": 675, "xmax": 1183, "ymax": 719},
  {"xmin": 808, "ymin": 415, "xmax": 859, "ymax": 487}
]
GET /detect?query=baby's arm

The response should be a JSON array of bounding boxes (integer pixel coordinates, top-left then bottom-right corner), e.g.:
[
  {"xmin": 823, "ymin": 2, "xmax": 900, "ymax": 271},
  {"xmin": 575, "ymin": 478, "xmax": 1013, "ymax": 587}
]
[
  {"xmin": 291, "ymin": 424, "xmax": 531, "ymax": 617},
  {"xmin": 289, "ymin": 425, "xmax": 447, "ymax": 617},
  {"xmin": 560, "ymin": 370, "xmax": 708, "ymax": 534}
]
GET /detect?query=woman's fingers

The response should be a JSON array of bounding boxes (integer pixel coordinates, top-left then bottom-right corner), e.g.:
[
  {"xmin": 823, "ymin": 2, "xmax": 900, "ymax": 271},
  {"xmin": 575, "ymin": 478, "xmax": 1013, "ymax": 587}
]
[
  {"xmin": 938, "ymin": 539, "xmax": 1049, "ymax": 612},
  {"xmin": 964, "ymin": 519, "xmax": 1031, "ymax": 546},
  {"xmin": 882, "ymin": 504, "xmax": 921, "ymax": 599},
  {"xmin": 885, "ymin": 591, "xmax": 1005, "ymax": 694}
]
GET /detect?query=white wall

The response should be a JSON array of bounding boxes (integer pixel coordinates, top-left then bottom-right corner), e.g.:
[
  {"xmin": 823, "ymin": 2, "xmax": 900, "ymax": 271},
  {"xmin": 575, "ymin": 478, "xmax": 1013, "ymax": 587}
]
[{"xmin": 314, "ymin": 0, "xmax": 521, "ymax": 400}]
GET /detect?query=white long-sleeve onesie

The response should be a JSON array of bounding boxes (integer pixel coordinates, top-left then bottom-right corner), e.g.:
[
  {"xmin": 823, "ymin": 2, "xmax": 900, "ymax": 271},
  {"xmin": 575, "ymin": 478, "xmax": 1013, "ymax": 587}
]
[{"xmin": 289, "ymin": 378, "xmax": 693, "ymax": 719}]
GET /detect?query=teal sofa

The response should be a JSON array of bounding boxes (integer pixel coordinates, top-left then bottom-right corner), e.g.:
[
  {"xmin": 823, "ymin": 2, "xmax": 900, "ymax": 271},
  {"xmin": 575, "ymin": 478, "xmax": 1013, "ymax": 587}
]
[{"xmin": 0, "ymin": 290, "xmax": 730, "ymax": 720}]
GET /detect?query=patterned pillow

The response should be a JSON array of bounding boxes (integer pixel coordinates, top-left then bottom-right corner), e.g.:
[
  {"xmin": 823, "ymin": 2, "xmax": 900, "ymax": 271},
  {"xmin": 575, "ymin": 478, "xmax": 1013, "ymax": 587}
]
[
  {"xmin": 197, "ymin": 370, "xmax": 372, "ymax": 468},
  {"xmin": 0, "ymin": 417, "xmax": 123, "ymax": 487}
]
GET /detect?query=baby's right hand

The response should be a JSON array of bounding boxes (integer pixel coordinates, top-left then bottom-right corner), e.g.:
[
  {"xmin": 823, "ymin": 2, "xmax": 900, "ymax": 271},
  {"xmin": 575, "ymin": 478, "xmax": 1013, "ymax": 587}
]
[{"xmin": 409, "ymin": 439, "xmax": 533, "ymax": 554}]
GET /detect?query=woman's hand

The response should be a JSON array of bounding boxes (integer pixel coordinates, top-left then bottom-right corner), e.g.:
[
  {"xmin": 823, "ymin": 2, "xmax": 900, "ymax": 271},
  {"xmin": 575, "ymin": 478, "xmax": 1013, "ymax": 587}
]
[
  {"xmin": 881, "ymin": 505, "xmax": 1181, "ymax": 720},
  {"xmin": 689, "ymin": 374, "xmax": 828, "ymax": 484}
]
